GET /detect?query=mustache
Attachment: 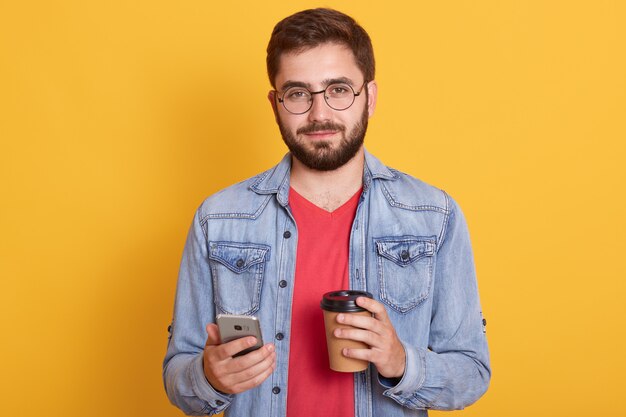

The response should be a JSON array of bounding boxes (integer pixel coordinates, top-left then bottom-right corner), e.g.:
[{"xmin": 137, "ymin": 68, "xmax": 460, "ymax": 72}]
[{"xmin": 297, "ymin": 122, "xmax": 346, "ymax": 135}]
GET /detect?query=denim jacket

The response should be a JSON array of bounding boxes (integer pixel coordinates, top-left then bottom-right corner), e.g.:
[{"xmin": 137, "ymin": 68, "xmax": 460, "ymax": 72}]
[{"xmin": 163, "ymin": 150, "xmax": 490, "ymax": 416}]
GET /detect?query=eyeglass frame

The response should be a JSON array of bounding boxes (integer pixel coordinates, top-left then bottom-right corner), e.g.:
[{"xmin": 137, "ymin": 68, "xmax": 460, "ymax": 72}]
[{"xmin": 274, "ymin": 80, "xmax": 369, "ymax": 115}]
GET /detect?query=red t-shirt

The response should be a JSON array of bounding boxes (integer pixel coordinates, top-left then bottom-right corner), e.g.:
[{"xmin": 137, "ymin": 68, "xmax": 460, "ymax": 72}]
[{"xmin": 286, "ymin": 187, "xmax": 362, "ymax": 417}]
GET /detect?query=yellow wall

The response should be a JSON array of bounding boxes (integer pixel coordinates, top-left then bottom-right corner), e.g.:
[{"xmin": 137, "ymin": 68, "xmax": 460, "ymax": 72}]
[{"xmin": 1, "ymin": 1, "xmax": 624, "ymax": 416}]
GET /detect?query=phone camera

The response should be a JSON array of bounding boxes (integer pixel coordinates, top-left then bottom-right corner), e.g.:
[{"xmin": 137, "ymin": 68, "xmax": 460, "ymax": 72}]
[{"xmin": 234, "ymin": 325, "xmax": 243, "ymax": 331}]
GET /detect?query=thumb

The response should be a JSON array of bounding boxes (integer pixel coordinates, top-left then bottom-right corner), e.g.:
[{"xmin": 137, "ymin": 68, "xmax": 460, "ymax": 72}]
[{"xmin": 205, "ymin": 323, "xmax": 221, "ymax": 347}]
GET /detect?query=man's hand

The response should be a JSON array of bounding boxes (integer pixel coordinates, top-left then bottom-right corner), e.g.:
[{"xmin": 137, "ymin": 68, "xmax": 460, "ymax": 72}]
[
  {"xmin": 333, "ymin": 297, "xmax": 406, "ymax": 378},
  {"xmin": 203, "ymin": 323, "xmax": 276, "ymax": 394}
]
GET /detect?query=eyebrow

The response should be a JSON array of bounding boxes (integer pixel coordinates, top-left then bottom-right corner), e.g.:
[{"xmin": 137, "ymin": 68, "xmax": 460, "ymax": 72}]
[{"xmin": 279, "ymin": 77, "xmax": 356, "ymax": 92}]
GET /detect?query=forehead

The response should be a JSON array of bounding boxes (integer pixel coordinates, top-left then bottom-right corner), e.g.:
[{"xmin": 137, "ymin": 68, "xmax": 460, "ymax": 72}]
[{"xmin": 275, "ymin": 43, "xmax": 363, "ymax": 89}]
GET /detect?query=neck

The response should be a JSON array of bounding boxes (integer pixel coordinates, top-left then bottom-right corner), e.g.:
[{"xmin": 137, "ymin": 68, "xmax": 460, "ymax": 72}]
[{"xmin": 289, "ymin": 147, "xmax": 365, "ymax": 212}]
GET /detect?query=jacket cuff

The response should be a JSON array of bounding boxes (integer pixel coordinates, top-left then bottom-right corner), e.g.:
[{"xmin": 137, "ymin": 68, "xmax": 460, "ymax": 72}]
[
  {"xmin": 191, "ymin": 354, "xmax": 233, "ymax": 413},
  {"xmin": 379, "ymin": 344, "xmax": 428, "ymax": 407}
]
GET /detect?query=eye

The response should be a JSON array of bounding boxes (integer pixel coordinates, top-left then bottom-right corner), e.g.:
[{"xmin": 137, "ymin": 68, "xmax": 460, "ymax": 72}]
[
  {"xmin": 327, "ymin": 84, "xmax": 352, "ymax": 97},
  {"xmin": 285, "ymin": 88, "xmax": 310, "ymax": 101}
]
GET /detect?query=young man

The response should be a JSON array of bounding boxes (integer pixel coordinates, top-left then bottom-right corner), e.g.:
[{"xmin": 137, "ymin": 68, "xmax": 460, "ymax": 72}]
[{"xmin": 163, "ymin": 8, "xmax": 490, "ymax": 417}]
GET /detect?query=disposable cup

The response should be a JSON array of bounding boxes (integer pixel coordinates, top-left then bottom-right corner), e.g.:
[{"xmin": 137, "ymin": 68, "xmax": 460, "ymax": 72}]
[{"xmin": 320, "ymin": 290, "xmax": 373, "ymax": 372}]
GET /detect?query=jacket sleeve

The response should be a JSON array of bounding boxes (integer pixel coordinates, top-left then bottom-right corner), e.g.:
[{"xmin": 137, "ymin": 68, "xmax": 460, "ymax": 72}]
[
  {"xmin": 380, "ymin": 195, "xmax": 491, "ymax": 410},
  {"xmin": 162, "ymin": 208, "xmax": 233, "ymax": 415}
]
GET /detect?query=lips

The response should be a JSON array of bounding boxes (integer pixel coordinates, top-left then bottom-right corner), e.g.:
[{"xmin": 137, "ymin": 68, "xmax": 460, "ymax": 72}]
[
  {"xmin": 297, "ymin": 123, "xmax": 345, "ymax": 136},
  {"xmin": 304, "ymin": 130, "xmax": 338, "ymax": 138}
]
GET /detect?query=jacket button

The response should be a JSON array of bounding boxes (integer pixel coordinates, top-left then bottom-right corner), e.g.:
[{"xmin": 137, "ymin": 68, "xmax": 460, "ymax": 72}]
[
  {"xmin": 275, "ymin": 332, "xmax": 284, "ymax": 340},
  {"xmin": 236, "ymin": 259, "xmax": 244, "ymax": 268},
  {"xmin": 283, "ymin": 231, "xmax": 291, "ymax": 238},
  {"xmin": 401, "ymin": 250, "xmax": 409, "ymax": 261},
  {"xmin": 215, "ymin": 400, "xmax": 224, "ymax": 406},
  {"xmin": 279, "ymin": 280, "xmax": 287, "ymax": 288},
  {"xmin": 272, "ymin": 386, "xmax": 281, "ymax": 394}
]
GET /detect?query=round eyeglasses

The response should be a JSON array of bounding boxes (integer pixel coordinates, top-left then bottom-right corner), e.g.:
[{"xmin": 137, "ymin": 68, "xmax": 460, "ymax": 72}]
[{"xmin": 276, "ymin": 81, "xmax": 368, "ymax": 115}]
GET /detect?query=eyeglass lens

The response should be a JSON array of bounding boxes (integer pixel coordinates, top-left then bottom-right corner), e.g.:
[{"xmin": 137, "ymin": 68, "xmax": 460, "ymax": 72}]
[{"xmin": 281, "ymin": 83, "xmax": 358, "ymax": 114}]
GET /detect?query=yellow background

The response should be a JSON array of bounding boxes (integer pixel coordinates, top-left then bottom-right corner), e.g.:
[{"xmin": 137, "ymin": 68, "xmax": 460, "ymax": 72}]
[{"xmin": 1, "ymin": 0, "xmax": 625, "ymax": 416}]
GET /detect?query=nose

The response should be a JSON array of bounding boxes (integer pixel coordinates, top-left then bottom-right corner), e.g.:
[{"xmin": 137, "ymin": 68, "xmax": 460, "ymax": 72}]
[{"xmin": 307, "ymin": 91, "xmax": 331, "ymax": 122}]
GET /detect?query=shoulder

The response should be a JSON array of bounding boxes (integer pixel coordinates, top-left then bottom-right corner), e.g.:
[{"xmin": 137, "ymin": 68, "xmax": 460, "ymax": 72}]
[
  {"xmin": 364, "ymin": 150, "xmax": 453, "ymax": 214},
  {"xmin": 196, "ymin": 168, "xmax": 276, "ymax": 223},
  {"xmin": 375, "ymin": 167, "xmax": 452, "ymax": 215}
]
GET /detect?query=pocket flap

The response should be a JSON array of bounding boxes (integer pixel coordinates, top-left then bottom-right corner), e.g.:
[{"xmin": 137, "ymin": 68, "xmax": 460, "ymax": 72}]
[
  {"xmin": 208, "ymin": 242, "xmax": 270, "ymax": 273},
  {"xmin": 375, "ymin": 236, "xmax": 436, "ymax": 266}
]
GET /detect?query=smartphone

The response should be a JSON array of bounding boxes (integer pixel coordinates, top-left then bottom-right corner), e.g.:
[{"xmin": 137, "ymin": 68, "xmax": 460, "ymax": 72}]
[{"xmin": 216, "ymin": 314, "xmax": 264, "ymax": 357}]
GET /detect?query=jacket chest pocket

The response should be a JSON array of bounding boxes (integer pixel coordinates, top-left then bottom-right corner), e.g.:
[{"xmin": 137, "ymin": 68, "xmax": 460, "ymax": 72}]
[
  {"xmin": 374, "ymin": 236, "xmax": 436, "ymax": 314},
  {"xmin": 208, "ymin": 241, "xmax": 270, "ymax": 315}
]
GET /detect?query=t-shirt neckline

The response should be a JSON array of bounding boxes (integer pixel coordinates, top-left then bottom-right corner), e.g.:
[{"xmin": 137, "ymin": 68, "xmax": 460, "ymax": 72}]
[{"xmin": 289, "ymin": 187, "xmax": 362, "ymax": 219}]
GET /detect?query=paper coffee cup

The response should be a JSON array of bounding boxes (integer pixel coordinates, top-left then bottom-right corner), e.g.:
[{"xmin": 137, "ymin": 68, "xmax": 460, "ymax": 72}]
[{"xmin": 320, "ymin": 290, "xmax": 373, "ymax": 372}]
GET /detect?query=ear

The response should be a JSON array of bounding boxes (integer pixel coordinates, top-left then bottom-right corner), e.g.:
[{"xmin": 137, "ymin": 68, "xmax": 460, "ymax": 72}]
[
  {"xmin": 366, "ymin": 80, "xmax": 378, "ymax": 118},
  {"xmin": 268, "ymin": 90, "xmax": 279, "ymax": 121}
]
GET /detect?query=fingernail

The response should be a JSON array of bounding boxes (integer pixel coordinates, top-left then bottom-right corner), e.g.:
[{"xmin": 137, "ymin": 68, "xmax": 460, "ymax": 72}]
[{"xmin": 337, "ymin": 314, "xmax": 344, "ymax": 322}]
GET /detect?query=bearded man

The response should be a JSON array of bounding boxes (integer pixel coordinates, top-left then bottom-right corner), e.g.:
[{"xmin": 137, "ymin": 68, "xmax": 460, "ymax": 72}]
[{"xmin": 164, "ymin": 8, "xmax": 491, "ymax": 417}]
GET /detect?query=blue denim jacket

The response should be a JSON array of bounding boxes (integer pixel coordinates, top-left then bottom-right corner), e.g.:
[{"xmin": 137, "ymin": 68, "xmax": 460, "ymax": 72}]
[{"xmin": 163, "ymin": 150, "xmax": 490, "ymax": 416}]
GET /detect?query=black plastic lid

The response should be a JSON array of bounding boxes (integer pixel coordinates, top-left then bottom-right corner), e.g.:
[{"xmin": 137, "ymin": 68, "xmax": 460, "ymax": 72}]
[{"xmin": 320, "ymin": 290, "xmax": 373, "ymax": 312}]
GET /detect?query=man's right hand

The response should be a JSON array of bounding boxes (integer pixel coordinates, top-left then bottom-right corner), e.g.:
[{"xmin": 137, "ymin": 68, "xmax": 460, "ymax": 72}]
[{"xmin": 203, "ymin": 323, "xmax": 276, "ymax": 394}]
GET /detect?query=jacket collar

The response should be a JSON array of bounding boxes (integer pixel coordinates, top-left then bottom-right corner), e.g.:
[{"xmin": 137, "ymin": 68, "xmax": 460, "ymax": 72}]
[{"xmin": 249, "ymin": 148, "xmax": 396, "ymax": 206}]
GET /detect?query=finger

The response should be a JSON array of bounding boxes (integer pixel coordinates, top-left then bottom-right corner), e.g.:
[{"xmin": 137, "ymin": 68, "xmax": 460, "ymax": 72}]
[
  {"xmin": 229, "ymin": 342, "xmax": 275, "ymax": 368},
  {"xmin": 356, "ymin": 297, "xmax": 390, "ymax": 322},
  {"xmin": 344, "ymin": 344, "xmax": 405, "ymax": 379},
  {"xmin": 337, "ymin": 312, "xmax": 379, "ymax": 332},
  {"xmin": 231, "ymin": 346, "xmax": 276, "ymax": 381},
  {"xmin": 334, "ymin": 326, "xmax": 378, "ymax": 347},
  {"xmin": 221, "ymin": 336, "xmax": 262, "ymax": 359},
  {"xmin": 205, "ymin": 323, "xmax": 221, "ymax": 347},
  {"xmin": 217, "ymin": 345, "xmax": 276, "ymax": 393},
  {"xmin": 204, "ymin": 344, "xmax": 275, "ymax": 392},
  {"xmin": 342, "ymin": 346, "xmax": 373, "ymax": 362},
  {"xmin": 228, "ymin": 351, "xmax": 277, "ymax": 393}
]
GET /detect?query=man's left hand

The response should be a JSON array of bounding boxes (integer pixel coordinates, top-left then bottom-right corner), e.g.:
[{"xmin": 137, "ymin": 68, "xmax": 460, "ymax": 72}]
[{"xmin": 334, "ymin": 297, "xmax": 406, "ymax": 378}]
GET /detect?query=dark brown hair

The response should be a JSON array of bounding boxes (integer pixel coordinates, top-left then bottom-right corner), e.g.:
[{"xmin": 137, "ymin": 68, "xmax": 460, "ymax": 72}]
[{"xmin": 266, "ymin": 8, "xmax": 375, "ymax": 88}]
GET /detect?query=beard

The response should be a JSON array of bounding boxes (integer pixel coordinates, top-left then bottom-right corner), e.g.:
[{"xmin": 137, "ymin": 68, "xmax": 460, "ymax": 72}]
[{"xmin": 277, "ymin": 106, "xmax": 369, "ymax": 171}]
